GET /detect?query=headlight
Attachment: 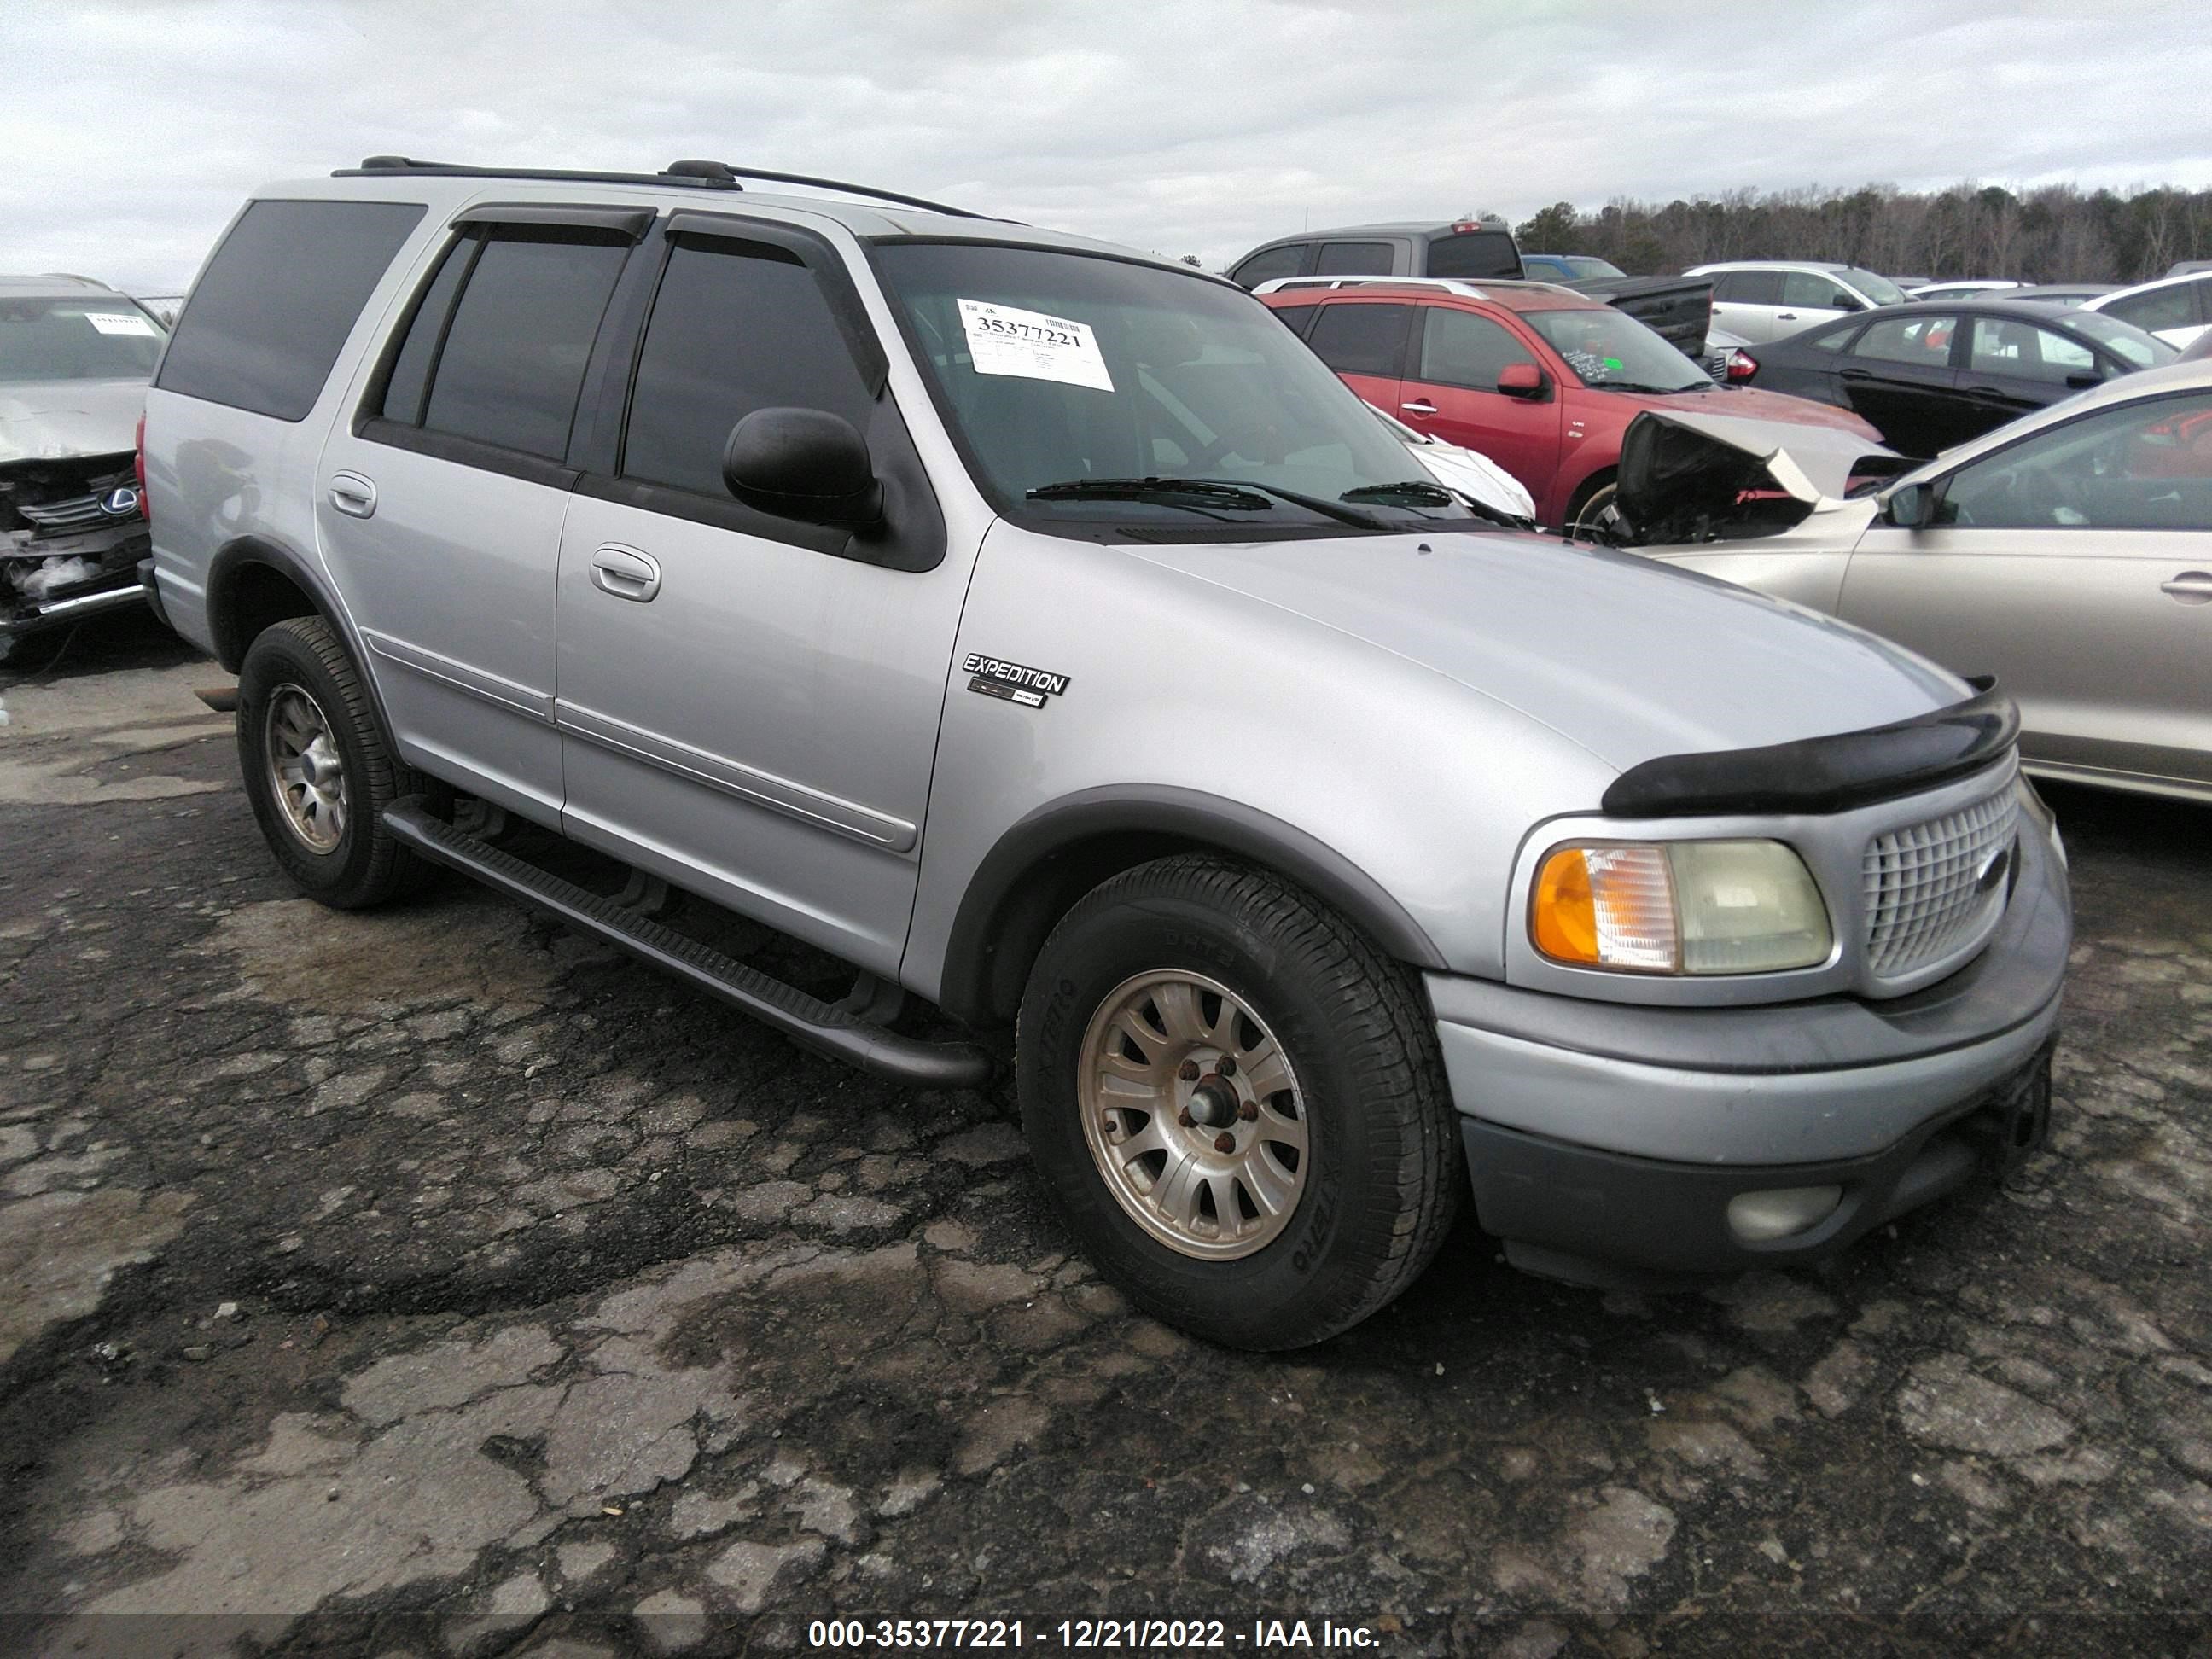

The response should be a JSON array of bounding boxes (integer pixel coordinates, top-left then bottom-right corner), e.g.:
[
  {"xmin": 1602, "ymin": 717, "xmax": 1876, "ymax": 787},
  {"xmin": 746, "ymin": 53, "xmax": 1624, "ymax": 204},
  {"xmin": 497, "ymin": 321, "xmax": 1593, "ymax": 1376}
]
[{"xmin": 1531, "ymin": 840, "xmax": 1833, "ymax": 975}]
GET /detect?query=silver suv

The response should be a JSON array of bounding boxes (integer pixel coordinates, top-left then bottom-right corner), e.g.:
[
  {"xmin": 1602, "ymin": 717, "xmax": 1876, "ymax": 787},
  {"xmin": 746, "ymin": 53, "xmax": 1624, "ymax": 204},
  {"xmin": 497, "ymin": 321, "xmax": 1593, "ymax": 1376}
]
[{"xmin": 143, "ymin": 159, "xmax": 2070, "ymax": 1348}]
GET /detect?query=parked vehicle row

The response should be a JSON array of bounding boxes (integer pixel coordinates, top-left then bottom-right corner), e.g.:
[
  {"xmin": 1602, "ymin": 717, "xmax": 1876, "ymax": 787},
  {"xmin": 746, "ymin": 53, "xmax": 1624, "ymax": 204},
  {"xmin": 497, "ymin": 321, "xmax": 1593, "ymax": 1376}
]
[
  {"xmin": 1254, "ymin": 274, "xmax": 1879, "ymax": 533},
  {"xmin": 138, "ymin": 157, "xmax": 2072, "ymax": 1349},
  {"xmin": 1229, "ymin": 218, "xmax": 1713, "ymax": 357}
]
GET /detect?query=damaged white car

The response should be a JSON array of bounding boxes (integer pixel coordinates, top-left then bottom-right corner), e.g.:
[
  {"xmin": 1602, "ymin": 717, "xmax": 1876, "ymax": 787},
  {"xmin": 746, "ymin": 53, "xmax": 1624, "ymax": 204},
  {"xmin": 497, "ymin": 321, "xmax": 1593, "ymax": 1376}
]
[
  {"xmin": 1594, "ymin": 372, "xmax": 2212, "ymax": 803},
  {"xmin": 2, "ymin": 274, "xmax": 166, "ymax": 658}
]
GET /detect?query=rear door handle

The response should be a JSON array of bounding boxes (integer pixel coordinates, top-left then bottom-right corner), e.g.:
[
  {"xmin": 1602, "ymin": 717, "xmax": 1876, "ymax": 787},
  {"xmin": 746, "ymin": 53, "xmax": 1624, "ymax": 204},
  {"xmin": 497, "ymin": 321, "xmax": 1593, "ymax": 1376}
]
[
  {"xmin": 2161, "ymin": 571, "xmax": 2212, "ymax": 604},
  {"xmin": 1400, "ymin": 399, "xmax": 1438, "ymax": 416},
  {"xmin": 589, "ymin": 545, "xmax": 661, "ymax": 602},
  {"xmin": 328, "ymin": 472, "xmax": 377, "ymax": 518},
  {"xmin": 1839, "ymin": 368, "xmax": 1873, "ymax": 381},
  {"xmin": 1777, "ymin": 311, "xmax": 1798, "ymax": 321},
  {"xmin": 1964, "ymin": 387, "xmax": 2009, "ymax": 398}
]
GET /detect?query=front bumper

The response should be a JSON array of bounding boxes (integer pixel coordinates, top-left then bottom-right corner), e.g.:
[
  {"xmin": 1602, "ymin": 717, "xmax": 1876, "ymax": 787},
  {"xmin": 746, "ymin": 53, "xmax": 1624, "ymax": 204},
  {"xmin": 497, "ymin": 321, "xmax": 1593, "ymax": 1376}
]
[{"xmin": 1431, "ymin": 804, "xmax": 2069, "ymax": 1286}]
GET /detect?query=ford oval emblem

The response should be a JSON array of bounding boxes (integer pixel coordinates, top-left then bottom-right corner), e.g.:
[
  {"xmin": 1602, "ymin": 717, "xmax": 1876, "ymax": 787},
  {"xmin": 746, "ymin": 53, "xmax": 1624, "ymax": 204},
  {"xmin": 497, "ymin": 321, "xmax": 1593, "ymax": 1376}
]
[{"xmin": 102, "ymin": 486, "xmax": 142, "ymax": 516}]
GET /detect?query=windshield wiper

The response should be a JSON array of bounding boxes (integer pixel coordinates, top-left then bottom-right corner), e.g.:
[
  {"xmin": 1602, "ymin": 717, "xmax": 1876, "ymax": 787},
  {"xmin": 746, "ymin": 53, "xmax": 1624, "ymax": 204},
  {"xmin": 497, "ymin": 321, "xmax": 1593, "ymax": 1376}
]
[
  {"xmin": 1340, "ymin": 480, "xmax": 1458, "ymax": 509},
  {"xmin": 1178, "ymin": 477, "xmax": 1394, "ymax": 531},
  {"xmin": 1342, "ymin": 478, "xmax": 1532, "ymax": 529},
  {"xmin": 1592, "ymin": 381, "xmax": 1706, "ymax": 394},
  {"xmin": 1026, "ymin": 476, "xmax": 1272, "ymax": 519}
]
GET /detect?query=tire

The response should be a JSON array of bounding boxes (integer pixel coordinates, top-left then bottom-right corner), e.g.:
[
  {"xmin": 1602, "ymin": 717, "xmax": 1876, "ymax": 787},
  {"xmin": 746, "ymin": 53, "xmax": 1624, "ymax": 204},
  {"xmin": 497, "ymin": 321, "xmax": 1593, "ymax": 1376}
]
[
  {"xmin": 235, "ymin": 614, "xmax": 440, "ymax": 909},
  {"xmin": 1015, "ymin": 854, "xmax": 1464, "ymax": 1349},
  {"xmin": 1566, "ymin": 475, "xmax": 1621, "ymax": 542}
]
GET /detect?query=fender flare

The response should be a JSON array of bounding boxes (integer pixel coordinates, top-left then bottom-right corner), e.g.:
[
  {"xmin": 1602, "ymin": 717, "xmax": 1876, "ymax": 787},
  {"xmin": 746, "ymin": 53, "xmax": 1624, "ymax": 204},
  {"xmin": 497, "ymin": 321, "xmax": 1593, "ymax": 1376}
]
[
  {"xmin": 934, "ymin": 784, "xmax": 1447, "ymax": 1026},
  {"xmin": 204, "ymin": 535, "xmax": 399, "ymax": 745}
]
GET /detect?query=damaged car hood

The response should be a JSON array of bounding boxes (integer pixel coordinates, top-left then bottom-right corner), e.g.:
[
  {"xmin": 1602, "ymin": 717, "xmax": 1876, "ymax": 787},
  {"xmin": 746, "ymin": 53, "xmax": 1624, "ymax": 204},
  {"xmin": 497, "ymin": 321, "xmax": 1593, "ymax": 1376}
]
[
  {"xmin": 0, "ymin": 378, "xmax": 148, "ymax": 468},
  {"xmin": 1126, "ymin": 529, "xmax": 1964, "ymax": 772},
  {"xmin": 1614, "ymin": 408, "xmax": 1900, "ymax": 545}
]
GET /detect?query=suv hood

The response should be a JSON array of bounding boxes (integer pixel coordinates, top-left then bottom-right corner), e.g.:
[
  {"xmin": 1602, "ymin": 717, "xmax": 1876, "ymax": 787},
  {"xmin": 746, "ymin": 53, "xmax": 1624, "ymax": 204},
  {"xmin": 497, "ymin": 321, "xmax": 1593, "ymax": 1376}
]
[
  {"xmin": 0, "ymin": 378, "xmax": 148, "ymax": 469},
  {"xmin": 1126, "ymin": 528, "xmax": 1962, "ymax": 774}
]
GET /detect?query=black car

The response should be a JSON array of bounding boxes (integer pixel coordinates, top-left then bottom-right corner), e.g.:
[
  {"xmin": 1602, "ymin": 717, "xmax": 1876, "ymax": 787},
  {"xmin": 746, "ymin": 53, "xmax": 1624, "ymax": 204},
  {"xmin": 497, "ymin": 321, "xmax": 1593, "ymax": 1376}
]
[{"xmin": 1736, "ymin": 298, "xmax": 2175, "ymax": 457}]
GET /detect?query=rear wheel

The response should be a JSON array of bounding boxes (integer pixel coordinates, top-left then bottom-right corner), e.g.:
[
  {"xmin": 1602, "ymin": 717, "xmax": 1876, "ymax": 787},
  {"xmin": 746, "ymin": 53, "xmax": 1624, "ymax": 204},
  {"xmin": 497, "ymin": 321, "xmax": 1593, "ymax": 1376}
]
[
  {"xmin": 236, "ymin": 615, "xmax": 439, "ymax": 909},
  {"xmin": 1016, "ymin": 854, "xmax": 1463, "ymax": 1349}
]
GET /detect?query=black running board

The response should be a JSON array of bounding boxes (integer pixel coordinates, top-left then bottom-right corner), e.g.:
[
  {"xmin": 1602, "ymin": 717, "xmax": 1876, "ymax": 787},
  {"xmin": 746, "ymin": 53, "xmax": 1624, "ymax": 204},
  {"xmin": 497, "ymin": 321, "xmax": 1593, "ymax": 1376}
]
[{"xmin": 383, "ymin": 801, "xmax": 992, "ymax": 1088}]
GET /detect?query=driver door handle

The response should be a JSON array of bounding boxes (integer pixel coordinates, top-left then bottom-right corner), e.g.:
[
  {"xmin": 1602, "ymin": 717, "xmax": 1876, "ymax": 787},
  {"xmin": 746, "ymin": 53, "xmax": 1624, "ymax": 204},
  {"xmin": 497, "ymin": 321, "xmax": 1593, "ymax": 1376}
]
[
  {"xmin": 589, "ymin": 545, "xmax": 661, "ymax": 602},
  {"xmin": 1400, "ymin": 399, "xmax": 1438, "ymax": 416}
]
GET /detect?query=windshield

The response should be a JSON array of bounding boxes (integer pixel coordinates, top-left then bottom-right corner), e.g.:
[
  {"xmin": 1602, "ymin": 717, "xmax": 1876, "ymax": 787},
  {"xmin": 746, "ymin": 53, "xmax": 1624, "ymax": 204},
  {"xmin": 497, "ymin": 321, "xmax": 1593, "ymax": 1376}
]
[
  {"xmin": 873, "ymin": 242, "xmax": 1488, "ymax": 535},
  {"xmin": 0, "ymin": 297, "xmax": 166, "ymax": 384},
  {"xmin": 1523, "ymin": 306, "xmax": 1710, "ymax": 392},
  {"xmin": 1561, "ymin": 257, "xmax": 1625, "ymax": 279},
  {"xmin": 2066, "ymin": 311, "xmax": 2180, "ymax": 369},
  {"xmin": 1842, "ymin": 269, "xmax": 1909, "ymax": 307}
]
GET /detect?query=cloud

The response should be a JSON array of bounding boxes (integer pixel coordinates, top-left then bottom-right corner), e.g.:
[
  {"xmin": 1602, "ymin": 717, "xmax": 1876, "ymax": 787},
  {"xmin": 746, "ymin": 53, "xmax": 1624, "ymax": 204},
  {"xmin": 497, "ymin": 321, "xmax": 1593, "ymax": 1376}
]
[{"xmin": 3, "ymin": 0, "xmax": 2209, "ymax": 290}]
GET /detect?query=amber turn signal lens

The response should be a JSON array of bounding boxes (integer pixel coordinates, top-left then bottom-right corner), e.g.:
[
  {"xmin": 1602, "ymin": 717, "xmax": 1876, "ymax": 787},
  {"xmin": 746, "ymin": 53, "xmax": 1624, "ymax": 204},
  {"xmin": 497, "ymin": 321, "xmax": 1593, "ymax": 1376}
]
[
  {"xmin": 1533, "ymin": 847, "xmax": 1598, "ymax": 963},
  {"xmin": 1530, "ymin": 844, "xmax": 1679, "ymax": 972}
]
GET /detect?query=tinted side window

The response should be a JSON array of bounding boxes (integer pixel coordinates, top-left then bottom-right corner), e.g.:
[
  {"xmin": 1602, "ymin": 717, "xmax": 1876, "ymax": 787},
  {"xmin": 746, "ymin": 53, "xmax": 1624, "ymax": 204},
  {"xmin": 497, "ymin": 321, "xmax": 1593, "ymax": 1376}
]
[
  {"xmin": 1423, "ymin": 231, "xmax": 1521, "ymax": 280},
  {"xmin": 1230, "ymin": 244, "xmax": 1308, "ymax": 289},
  {"xmin": 620, "ymin": 241, "xmax": 873, "ymax": 496},
  {"xmin": 1716, "ymin": 270, "xmax": 1785, "ymax": 305},
  {"xmin": 1416, "ymin": 307, "xmax": 1535, "ymax": 389},
  {"xmin": 1851, "ymin": 315, "xmax": 1954, "ymax": 366},
  {"xmin": 419, "ymin": 230, "xmax": 630, "ymax": 459},
  {"xmin": 1941, "ymin": 394, "xmax": 2212, "ymax": 529},
  {"xmin": 1269, "ymin": 304, "xmax": 1318, "ymax": 338},
  {"xmin": 2104, "ymin": 284, "xmax": 2197, "ymax": 335},
  {"xmin": 378, "ymin": 235, "xmax": 474, "ymax": 425},
  {"xmin": 1781, "ymin": 271, "xmax": 1846, "ymax": 308},
  {"xmin": 1306, "ymin": 303, "xmax": 1412, "ymax": 378},
  {"xmin": 1314, "ymin": 241, "xmax": 1394, "ymax": 276},
  {"xmin": 1968, "ymin": 318, "xmax": 2094, "ymax": 385},
  {"xmin": 157, "ymin": 199, "xmax": 425, "ymax": 421}
]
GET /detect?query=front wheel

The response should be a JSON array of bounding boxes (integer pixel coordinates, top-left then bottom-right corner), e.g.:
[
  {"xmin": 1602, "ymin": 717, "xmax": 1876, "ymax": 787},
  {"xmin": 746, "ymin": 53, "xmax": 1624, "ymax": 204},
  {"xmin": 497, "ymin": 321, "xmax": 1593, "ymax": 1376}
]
[
  {"xmin": 1015, "ymin": 855, "xmax": 1464, "ymax": 1349},
  {"xmin": 1566, "ymin": 476, "xmax": 1622, "ymax": 543}
]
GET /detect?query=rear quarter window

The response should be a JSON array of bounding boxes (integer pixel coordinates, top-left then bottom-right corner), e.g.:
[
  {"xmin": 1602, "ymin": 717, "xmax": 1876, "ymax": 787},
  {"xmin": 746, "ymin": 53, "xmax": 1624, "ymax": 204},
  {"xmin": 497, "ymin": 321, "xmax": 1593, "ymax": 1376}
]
[
  {"xmin": 1423, "ymin": 230, "xmax": 1521, "ymax": 280},
  {"xmin": 157, "ymin": 198, "xmax": 426, "ymax": 421}
]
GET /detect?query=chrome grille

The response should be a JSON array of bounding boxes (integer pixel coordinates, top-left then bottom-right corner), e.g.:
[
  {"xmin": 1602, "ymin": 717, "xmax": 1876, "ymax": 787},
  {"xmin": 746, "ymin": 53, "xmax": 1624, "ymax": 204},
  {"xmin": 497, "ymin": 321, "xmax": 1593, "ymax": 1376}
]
[
  {"xmin": 1861, "ymin": 789, "xmax": 2017, "ymax": 978},
  {"xmin": 19, "ymin": 492, "xmax": 114, "ymax": 530}
]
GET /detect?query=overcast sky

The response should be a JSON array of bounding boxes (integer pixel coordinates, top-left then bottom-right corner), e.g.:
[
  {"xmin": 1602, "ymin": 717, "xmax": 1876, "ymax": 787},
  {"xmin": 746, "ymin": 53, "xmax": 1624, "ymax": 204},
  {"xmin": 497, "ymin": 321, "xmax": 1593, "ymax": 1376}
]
[{"xmin": 6, "ymin": 0, "xmax": 2210, "ymax": 292}]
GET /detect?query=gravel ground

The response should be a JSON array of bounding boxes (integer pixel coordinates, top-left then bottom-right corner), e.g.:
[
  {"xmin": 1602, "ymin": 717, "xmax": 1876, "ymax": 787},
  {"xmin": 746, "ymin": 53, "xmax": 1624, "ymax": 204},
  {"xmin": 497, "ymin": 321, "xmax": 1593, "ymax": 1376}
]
[{"xmin": 1, "ymin": 618, "xmax": 2206, "ymax": 1658}]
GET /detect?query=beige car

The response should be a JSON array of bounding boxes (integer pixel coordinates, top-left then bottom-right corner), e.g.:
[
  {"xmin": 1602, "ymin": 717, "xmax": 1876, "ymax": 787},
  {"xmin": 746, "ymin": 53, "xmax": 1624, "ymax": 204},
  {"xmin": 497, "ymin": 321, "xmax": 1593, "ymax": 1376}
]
[{"xmin": 1615, "ymin": 360, "xmax": 2212, "ymax": 803}]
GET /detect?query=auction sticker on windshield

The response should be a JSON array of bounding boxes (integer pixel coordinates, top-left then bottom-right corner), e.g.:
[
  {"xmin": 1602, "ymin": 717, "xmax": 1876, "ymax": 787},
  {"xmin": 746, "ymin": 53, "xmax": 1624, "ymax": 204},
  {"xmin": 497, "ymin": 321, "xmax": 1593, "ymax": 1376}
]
[
  {"xmin": 958, "ymin": 299, "xmax": 1114, "ymax": 392},
  {"xmin": 84, "ymin": 311, "xmax": 160, "ymax": 337}
]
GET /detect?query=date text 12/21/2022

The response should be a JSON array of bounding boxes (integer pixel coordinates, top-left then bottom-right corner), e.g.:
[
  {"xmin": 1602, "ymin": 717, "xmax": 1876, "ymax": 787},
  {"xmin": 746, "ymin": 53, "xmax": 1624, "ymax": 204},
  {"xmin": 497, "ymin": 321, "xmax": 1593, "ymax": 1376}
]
[{"xmin": 805, "ymin": 1617, "xmax": 1387, "ymax": 1650}]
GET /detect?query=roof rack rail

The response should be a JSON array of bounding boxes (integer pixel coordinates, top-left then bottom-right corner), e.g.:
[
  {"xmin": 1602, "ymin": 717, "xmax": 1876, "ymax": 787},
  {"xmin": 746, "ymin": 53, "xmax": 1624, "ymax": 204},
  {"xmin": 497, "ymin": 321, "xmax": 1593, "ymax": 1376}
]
[
  {"xmin": 337, "ymin": 156, "xmax": 987, "ymax": 219},
  {"xmin": 340, "ymin": 157, "xmax": 741, "ymax": 190},
  {"xmin": 670, "ymin": 160, "xmax": 987, "ymax": 219}
]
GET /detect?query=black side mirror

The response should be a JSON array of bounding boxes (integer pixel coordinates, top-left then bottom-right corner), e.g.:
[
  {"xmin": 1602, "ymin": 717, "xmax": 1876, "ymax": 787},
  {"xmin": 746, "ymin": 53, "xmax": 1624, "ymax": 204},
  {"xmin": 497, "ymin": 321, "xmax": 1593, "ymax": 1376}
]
[
  {"xmin": 1883, "ymin": 480, "xmax": 1936, "ymax": 528},
  {"xmin": 2064, "ymin": 369, "xmax": 2104, "ymax": 389},
  {"xmin": 1830, "ymin": 295, "xmax": 1864, "ymax": 312},
  {"xmin": 723, "ymin": 408, "xmax": 883, "ymax": 527}
]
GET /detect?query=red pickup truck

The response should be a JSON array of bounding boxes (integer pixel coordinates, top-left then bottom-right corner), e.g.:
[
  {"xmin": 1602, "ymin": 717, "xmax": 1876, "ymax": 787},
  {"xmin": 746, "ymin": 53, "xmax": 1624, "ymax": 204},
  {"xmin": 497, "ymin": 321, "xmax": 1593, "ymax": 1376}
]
[{"xmin": 1260, "ymin": 278, "xmax": 1881, "ymax": 533}]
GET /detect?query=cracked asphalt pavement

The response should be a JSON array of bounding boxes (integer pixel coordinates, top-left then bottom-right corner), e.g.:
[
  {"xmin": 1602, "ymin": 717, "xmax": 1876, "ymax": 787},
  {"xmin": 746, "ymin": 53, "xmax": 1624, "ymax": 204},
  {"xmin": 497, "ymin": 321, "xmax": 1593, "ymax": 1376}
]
[{"xmin": 1, "ymin": 620, "xmax": 2207, "ymax": 1657}]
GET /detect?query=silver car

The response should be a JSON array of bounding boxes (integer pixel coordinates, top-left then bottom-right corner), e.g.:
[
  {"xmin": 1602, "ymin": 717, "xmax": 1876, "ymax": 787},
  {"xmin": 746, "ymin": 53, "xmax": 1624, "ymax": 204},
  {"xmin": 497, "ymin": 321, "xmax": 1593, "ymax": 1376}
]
[
  {"xmin": 1687, "ymin": 260, "xmax": 1911, "ymax": 344},
  {"xmin": 144, "ymin": 160, "xmax": 2069, "ymax": 1348},
  {"xmin": 2, "ymin": 273, "xmax": 166, "ymax": 655},
  {"xmin": 1620, "ymin": 361, "xmax": 2212, "ymax": 802}
]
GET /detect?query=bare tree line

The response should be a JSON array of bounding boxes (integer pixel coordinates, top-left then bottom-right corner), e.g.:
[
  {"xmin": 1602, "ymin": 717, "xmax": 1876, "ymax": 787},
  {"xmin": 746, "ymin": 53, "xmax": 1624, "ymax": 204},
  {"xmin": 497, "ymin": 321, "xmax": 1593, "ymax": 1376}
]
[{"xmin": 1514, "ymin": 183, "xmax": 2212, "ymax": 283}]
